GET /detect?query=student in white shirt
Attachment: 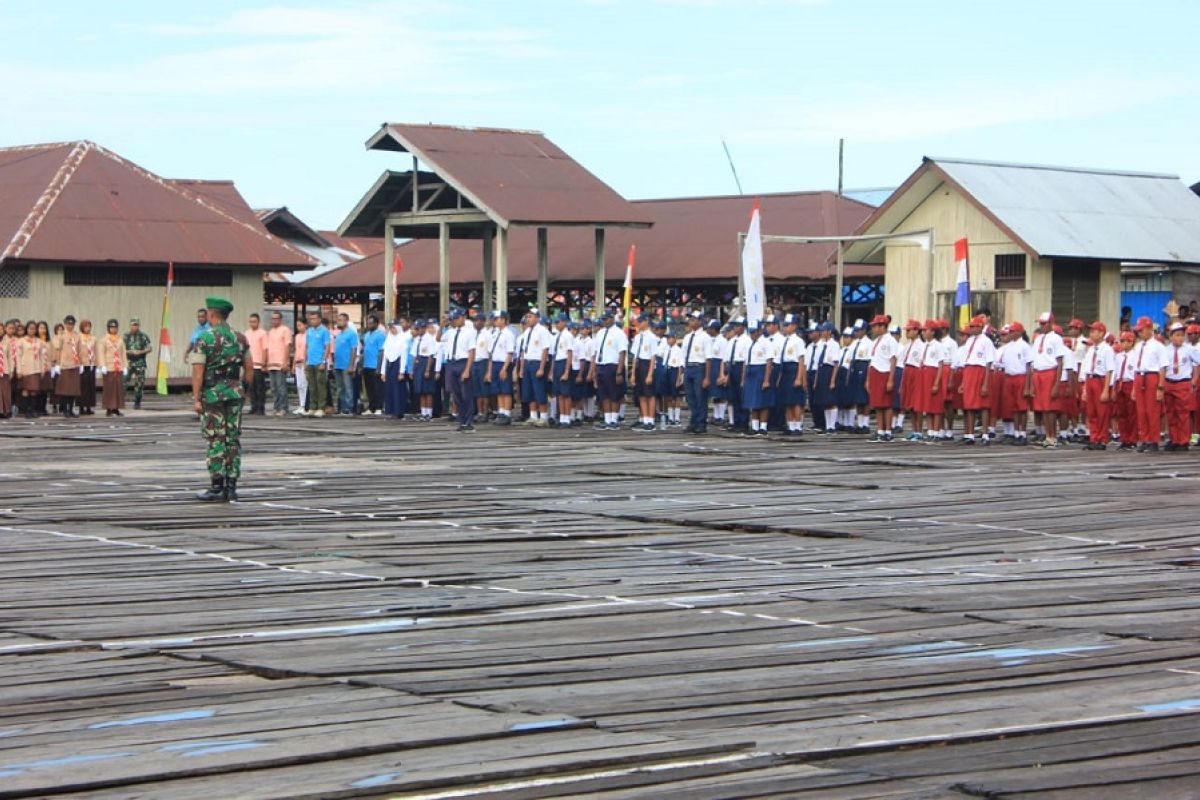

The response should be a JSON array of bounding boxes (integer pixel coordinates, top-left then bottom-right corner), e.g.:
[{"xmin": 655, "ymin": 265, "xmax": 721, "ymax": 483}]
[
  {"xmin": 865, "ymin": 314, "xmax": 899, "ymax": 442},
  {"xmin": 516, "ymin": 311, "xmax": 553, "ymax": 427},
  {"xmin": 1055, "ymin": 332, "xmax": 1080, "ymax": 443},
  {"xmin": 1130, "ymin": 316, "xmax": 1168, "ymax": 450},
  {"xmin": 549, "ymin": 314, "xmax": 575, "ymax": 428},
  {"xmin": 442, "ymin": 308, "xmax": 478, "ymax": 432},
  {"xmin": 777, "ymin": 314, "xmax": 808, "ymax": 436},
  {"xmin": 1030, "ymin": 312, "xmax": 1067, "ymax": 446},
  {"xmin": 1111, "ymin": 331, "xmax": 1138, "ymax": 449},
  {"xmin": 571, "ymin": 320, "xmax": 593, "ymax": 424},
  {"xmin": 664, "ymin": 329, "xmax": 685, "ymax": 427},
  {"xmin": 1161, "ymin": 321, "xmax": 1198, "ymax": 451},
  {"xmin": 725, "ymin": 317, "xmax": 751, "ymax": 432},
  {"xmin": 957, "ymin": 315, "xmax": 997, "ymax": 444},
  {"xmin": 811, "ymin": 322, "xmax": 841, "ymax": 433},
  {"xmin": 741, "ymin": 322, "xmax": 776, "ymax": 435},
  {"xmin": 628, "ymin": 315, "xmax": 659, "ymax": 432},
  {"xmin": 483, "ymin": 310, "xmax": 516, "ymax": 425},
  {"xmin": 588, "ymin": 312, "xmax": 628, "ymax": 430},
  {"xmin": 471, "ymin": 314, "xmax": 492, "ymax": 422},
  {"xmin": 706, "ymin": 320, "xmax": 730, "ymax": 426},
  {"xmin": 1079, "ymin": 321, "xmax": 1115, "ymax": 450},
  {"xmin": 681, "ymin": 311, "xmax": 714, "ymax": 434},
  {"xmin": 381, "ymin": 318, "xmax": 411, "ymax": 419}
]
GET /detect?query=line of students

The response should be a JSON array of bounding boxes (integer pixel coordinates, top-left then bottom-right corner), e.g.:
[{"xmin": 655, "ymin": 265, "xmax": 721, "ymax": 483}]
[
  {"xmin": 0, "ymin": 316, "xmax": 133, "ymax": 420},
  {"xmin": 268, "ymin": 304, "xmax": 1200, "ymax": 452}
]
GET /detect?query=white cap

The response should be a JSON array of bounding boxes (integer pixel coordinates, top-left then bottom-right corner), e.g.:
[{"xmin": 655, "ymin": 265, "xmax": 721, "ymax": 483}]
[
  {"xmin": 888, "ymin": 323, "xmax": 901, "ymax": 335},
  {"xmin": 841, "ymin": 326, "xmax": 854, "ymax": 336},
  {"xmin": 1037, "ymin": 311, "xmax": 1053, "ymax": 324}
]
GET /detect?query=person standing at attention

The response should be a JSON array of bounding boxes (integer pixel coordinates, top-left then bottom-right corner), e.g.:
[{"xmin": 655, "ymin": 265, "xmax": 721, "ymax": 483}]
[
  {"xmin": 360, "ymin": 314, "xmax": 386, "ymax": 416},
  {"xmin": 303, "ymin": 312, "xmax": 332, "ymax": 417},
  {"xmin": 243, "ymin": 313, "xmax": 268, "ymax": 416},
  {"xmin": 265, "ymin": 311, "xmax": 293, "ymax": 417},
  {"xmin": 122, "ymin": 318, "xmax": 152, "ymax": 411},
  {"xmin": 332, "ymin": 313, "xmax": 360, "ymax": 415},
  {"xmin": 189, "ymin": 297, "xmax": 252, "ymax": 502}
]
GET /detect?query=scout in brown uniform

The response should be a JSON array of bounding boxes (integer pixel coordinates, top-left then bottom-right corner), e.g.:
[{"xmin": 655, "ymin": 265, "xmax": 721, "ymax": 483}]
[
  {"xmin": 78, "ymin": 320, "xmax": 98, "ymax": 415},
  {"xmin": 50, "ymin": 315, "xmax": 84, "ymax": 418},
  {"xmin": 15, "ymin": 321, "xmax": 45, "ymax": 419},
  {"xmin": 0, "ymin": 320, "xmax": 13, "ymax": 419},
  {"xmin": 95, "ymin": 319, "xmax": 128, "ymax": 417}
]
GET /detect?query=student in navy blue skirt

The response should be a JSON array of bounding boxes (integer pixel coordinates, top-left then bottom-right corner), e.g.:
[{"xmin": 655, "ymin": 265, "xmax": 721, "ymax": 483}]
[
  {"xmin": 777, "ymin": 313, "xmax": 808, "ymax": 436},
  {"xmin": 811, "ymin": 322, "xmax": 841, "ymax": 432},
  {"xmin": 741, "ymin": 322, "xmax": 777, "ymax": 436},
  {"xmin": 833, "ymin": 327, "xmax": 856, "ymax": 430},
  {"xmin": 848, "ymin": 320, "xmax": 872, "ymax": 432}
]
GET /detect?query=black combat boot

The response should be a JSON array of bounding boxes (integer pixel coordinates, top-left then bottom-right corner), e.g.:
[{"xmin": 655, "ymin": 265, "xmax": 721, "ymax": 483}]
[
  {"xmin": 197, "ymin": 475, "xmax": 226, "ymax": 502},
  {"xmin": 224, "ymin": 479, "xmax": 238, "ymax": 502}
]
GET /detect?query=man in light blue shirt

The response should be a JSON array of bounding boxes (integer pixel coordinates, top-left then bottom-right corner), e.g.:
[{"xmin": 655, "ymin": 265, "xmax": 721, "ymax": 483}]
[
  {"xmin": 303, "ymin": 312, "xmax": 332, "ymax": 416},
  {"xmin": 333, "ymin": 313, "xmax": 360, "ymax": 414},
  {"xmin": 360, "ymin": 314, "xmax": 386, "ymax": 415}
]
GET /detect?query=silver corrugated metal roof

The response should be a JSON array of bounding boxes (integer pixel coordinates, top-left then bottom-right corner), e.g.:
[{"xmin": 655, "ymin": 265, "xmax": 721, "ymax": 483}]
[{"xmin": 935, "ymin": 157, "xmax": 1200, "ymax": 264}]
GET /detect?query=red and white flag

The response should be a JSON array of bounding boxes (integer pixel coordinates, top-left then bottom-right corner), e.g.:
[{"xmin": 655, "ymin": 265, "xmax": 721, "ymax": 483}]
[{"xmin": 741, "ymin": 200, "xmax": 765, "ymax": 325}]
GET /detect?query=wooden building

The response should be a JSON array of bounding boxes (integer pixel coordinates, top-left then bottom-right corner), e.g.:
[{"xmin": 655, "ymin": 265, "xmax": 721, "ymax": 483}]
[
  {"xmin": 302, "ymin": 191, "xmax": 877, "ymax": 322},
  {"xmin": 0, "ymin": 141, "xmax": 315, "ymax": 377},
  {"xmin": 845, "ymin": 157, "xmax": 1200, "ymax": 330}
]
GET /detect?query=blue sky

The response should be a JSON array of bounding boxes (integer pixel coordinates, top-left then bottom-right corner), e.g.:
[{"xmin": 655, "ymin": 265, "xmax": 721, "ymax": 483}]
[{"xmin": 2, "ymin": 0, "xmax": 1196, "ymax": 229}]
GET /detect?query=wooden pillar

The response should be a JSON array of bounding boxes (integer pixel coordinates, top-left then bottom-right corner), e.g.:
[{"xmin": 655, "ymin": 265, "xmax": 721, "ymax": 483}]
[
  {"xmin": 438, "ymin": 221, "xmax": 450, "ymax": 316},
  {"xmin": 593, "ymin": 228, "xmax": 606, "ymax": 316},
  {"xmin": 383, "ymin": 223, "xmax": 395, "ymax": 322},
  {"xmin": 536, "ymin": 226, "xmax": 549, "ymax": 316},
  {"xmin": 494, "ymin": 225, "xmax": 509, "ymax": 312},
  {"xmin": 481, "ymin": 229, "xmax": 494, "ymax": 314}
]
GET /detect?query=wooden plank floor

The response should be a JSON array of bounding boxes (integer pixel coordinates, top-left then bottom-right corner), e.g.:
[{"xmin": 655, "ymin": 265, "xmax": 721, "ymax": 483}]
[{"xmin": 2, "ymin": 399, "xmax": 1199, "ymax": 798}]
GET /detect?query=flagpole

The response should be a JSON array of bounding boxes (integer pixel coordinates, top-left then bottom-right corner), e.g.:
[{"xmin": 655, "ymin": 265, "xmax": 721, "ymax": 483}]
[{"xmin": 155, "ymin": 262, "xmax": 174, "ymax": 395}]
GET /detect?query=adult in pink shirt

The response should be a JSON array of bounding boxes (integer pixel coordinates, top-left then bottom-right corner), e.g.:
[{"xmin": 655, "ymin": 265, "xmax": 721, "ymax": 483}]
[
  {"xmin": 266, "ymin": 311, "xmax": 294, "ymax": 416},
  {"xmin": 293, "ymin": 320, "xmax": 308, "ymax": 414},
  {"xmin": 244, "ymin": 313, "xmax": 269, "ymax": 416}
]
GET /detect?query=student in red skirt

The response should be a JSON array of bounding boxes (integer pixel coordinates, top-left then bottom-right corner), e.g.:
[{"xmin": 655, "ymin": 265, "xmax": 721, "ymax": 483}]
[
  {"xmin": 1030, "ymin": 312, "xmax": 1067, "ymax": 447},
  {"xmin": 958, "ymin": 315, "xmax": 996, "ymax": 444},
  {"xmin": 996, "ymin": 322, "xmax": 1034, "ymax": 445},
  {"xmin": 1078, "ymin": 322, "xmax": 1115, "ymax": 450},
  {"xmin": 865, "ymin": 314, "xmax": 898, "ymax": 442},
  {"xmin": 897, "ymin": 320, "xmax": 921, "ymax": 438},
  {"xmin": 1161, "ymin": 321, "xmax": 1198, "ymax": 452},
  {"xmin": 915, "ymin": 320, "xmax": 949, "ymax": 441},
  {"xmin": 1111, "ymin": 332, "xmax": 1138, "ymax": 450}
]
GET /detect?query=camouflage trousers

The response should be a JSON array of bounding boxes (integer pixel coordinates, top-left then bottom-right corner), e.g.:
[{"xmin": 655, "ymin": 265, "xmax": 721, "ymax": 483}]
[
  {"xmin": 126, "ymin": 364, "xmax": 147, "ymax": 403},
  {"xmin": 201, "ymin": 398, "xmax": 243, "ymax": 479}
]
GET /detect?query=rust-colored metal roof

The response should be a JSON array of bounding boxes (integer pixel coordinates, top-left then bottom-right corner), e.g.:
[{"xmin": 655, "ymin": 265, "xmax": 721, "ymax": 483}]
[
  {"xmin": 317, "ymin": 230, "xmax": 384, "ymax": 258},
  {"xmin": 0, "ymin": 141, "xmax": 315, "ymax": 268},
  {"xmin": 346, "ymin": 123, "xmax": 655, "ymax": 232},
  {"xmin": 305, "ymin": 192, "xmax": 877, "ymax": 290}
]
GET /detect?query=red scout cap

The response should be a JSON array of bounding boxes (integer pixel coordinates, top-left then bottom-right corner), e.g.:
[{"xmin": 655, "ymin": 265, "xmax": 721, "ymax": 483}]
[
  {"xmin": 1068, "ymin": 318, "xmax": 1085, "ymax": 329},
  {"xmin": 870, "ymin": 314, "xmax": 889, "ymax": 326},
  {"xmin": 1104, "ymin": 333, "xmax": 1116, "ymax": 345},
  {"xmin": 1188, "ymin": 324, "xmax": 1200, "ymax": 335},
  {"xmin": 1086, "ymin": 320, "xmax": 1106, "ymax": 333},
  {"xmin": 1119, "ymin": 331, "xmax": 1136, "ymax": 342},
  {"xmin": 923, "ymin": 319, "xmax": 938, "ymax": 330},
  {"xmin": 969, "ymin": 315, "xmax": 986, "ymax": 327},
  {"xmin": 1134, "ymin": 316, "xmax": 1154, "ymax": 331},
  {"xmin": 1009, "ymin": 321, "xmax": 1025, "ymax": 333},
  {"xmin": 904, "ymin": 319, "xmax": 921, "ymax": 330}
]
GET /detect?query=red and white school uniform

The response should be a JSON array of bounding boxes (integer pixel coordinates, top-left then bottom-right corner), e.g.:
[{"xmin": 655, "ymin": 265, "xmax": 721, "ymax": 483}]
[
  {"xmin": 958, "ymin": 333, "xmax": 996, "ymax": 411},
  {"xmin": 1112, "ymin": 350, "xmax": 1138, "ymax": 445},
  {"xmin": 1030, "ymin": 330, "xmax": 1065, "ymax": 413},
  {"xmin": 997, "ymin": 339, "xmax": 1033, "ymax": 420},
  {"xmin": 1058, "ymin": 348, "xmax": 1080, "ymax": 420},
  {"xmin": 1161, "ymin": 342, "xmax": 1198, "ymax": 446},
  {"xmin": 918, "ymin": 338, "xmax": 948, "ymax": 415},
  {"xmin": 867, "ymin": 332, "xmax": 899, "ymax": 409},
  {"xmin": 1130, "ymin": 338, "xmax": 1167, "ymax": 445},
  {"xmin": 1080, "ymin": 342, "xmax": 1115, "ymax": 445},
  {"xmin": 901, "ymin": 338, "xmax": 924, "ymax": 412}
]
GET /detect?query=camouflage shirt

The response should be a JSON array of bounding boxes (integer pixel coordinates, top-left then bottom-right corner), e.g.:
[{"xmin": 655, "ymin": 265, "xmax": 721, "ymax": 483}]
[
  {"xmin": 124, "ymin": 331, "xmax": 152, "ymax": 366},
  {"xmin": 187, "ymin": 323, "xmax": 248, "ymax": 404}
]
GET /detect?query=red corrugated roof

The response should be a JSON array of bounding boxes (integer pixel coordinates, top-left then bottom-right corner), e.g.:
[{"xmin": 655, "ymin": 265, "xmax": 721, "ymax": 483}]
[
  {"xmin": 304, "ymin": 192, "xmax": 877, "ymax": 290},
  {"xmin": 317, "ymin": 230, "xmax": 384, "ymax": 258},
  {"xmin": 357, "ymin": 123, "xmax": 655, "ymax": 229},
  {"xmin": 0, "ymin": 141, "xmax": 315, "ymax": 268}
]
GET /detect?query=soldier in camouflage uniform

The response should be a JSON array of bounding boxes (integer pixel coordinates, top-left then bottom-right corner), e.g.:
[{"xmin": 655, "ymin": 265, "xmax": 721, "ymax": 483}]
[
  {"xmin": 187, "ymin": 297, "xmax": 252, "ymax": 502},
  {"xmin": 123, "ymin": 318, "xmax": 153, "ymax": 409}
]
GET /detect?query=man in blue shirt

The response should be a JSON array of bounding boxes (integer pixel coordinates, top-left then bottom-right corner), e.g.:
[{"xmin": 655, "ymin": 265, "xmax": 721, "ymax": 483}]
[
  {"xmin": 360, "ymin": 314, "xmax": 386, "ymax": 415},
  {"xmin": 332, "ymin": 313, "xmax": 360, "ymax": 415},
  {"xmin": 303, "ymin": 311, "xmax": 332, "ymax": 417},
  {"xmin": 186, "ymin": 308, "xmax": 210, "ymax": 354}
]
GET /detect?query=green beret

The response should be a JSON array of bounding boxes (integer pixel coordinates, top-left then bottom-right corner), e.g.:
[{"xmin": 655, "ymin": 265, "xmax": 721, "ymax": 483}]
[{"xmin": 205, "ymin": 296, "xmax": 234, "ymax": 314}]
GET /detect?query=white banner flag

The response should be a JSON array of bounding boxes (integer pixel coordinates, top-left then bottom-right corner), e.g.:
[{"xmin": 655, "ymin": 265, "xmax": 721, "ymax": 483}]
[{"xmin": 741, "ymin": 200, "xmax": 765, "ymax": 325}]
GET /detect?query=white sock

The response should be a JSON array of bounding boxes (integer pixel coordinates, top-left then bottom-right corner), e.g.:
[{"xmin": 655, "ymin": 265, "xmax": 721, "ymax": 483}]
[
  {"xmin": 896, "ymin": 413, "xmax": 906, "ymax": 428},
  {"xmin": 561, "ymin": 414, "xmax": 570, "ymax": 425},
  {"xmin": 824, "ymin": 409, "xmax": 836, "ymax": 429},
  {"xmin": 500, "ymin": 408, "xmax": 511, "ymax": 417}
]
